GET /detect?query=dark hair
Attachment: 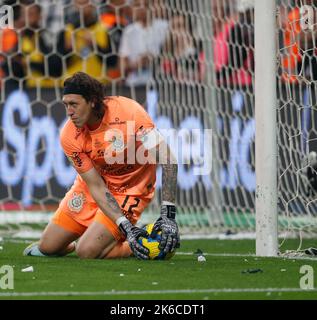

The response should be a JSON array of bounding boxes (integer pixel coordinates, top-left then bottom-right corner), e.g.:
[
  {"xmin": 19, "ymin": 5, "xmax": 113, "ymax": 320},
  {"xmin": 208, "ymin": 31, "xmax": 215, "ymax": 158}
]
[{"xmin": 63, "ymin": 72, "xmax": 106, "ymax": 117}]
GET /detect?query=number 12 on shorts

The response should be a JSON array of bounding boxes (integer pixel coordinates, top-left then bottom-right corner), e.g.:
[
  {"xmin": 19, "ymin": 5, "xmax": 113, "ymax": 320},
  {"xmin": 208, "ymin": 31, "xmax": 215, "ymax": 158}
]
[{"xmin": 121, "ymin": 196, "xmax": 140, "ymax": 214}]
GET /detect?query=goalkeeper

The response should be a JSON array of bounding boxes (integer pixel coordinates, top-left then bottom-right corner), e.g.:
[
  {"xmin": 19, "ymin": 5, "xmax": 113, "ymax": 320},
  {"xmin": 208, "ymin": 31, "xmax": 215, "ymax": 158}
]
[{"xmin": 24, "ymin": 72, "xmax": 180, "ymax": 260}]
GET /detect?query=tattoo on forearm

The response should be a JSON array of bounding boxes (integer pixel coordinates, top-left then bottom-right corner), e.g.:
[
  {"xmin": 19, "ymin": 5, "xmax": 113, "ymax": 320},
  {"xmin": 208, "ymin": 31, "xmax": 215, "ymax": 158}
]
[
  {"xmin": 162, "ymin": 163, "xmax": 178, "ymax": 203},
  {"xmin": 105, "ymin": 191, "xmax": 121, "ymax": 212}
]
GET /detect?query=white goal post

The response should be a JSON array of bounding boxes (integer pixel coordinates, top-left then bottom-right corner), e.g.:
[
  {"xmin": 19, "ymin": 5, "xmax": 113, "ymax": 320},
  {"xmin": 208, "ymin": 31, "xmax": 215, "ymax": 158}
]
[{"xmin": 255, "ymin": 0, "xmax": 278, "ymax": 256}]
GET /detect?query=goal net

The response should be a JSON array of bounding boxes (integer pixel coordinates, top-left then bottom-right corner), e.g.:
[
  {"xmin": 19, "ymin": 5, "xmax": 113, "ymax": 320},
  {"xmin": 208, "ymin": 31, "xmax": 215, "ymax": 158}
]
[
  {"xmin": 0, "ymin": 0, "xmax": 317, "ymax": 247},
  {"xmin": 276, "ymin": 0, "xmax": 317, "ymax": 240}
]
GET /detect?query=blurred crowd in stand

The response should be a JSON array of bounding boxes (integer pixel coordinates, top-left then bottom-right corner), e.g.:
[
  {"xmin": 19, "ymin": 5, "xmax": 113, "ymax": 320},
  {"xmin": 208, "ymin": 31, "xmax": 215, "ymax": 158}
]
[{"xmin": 0, "ymin": 0, "xmax": 316, "ymax": 90}]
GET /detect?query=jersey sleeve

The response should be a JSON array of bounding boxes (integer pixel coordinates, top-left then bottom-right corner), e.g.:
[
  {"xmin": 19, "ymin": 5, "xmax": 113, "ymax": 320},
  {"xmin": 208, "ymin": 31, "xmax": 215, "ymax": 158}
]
[
  {"xmin": 60, "ymin": 125, "xmax": 94, "ymax": 174},
  {"xmin": 132, "ymin": 100, "xmax": 155, "ymax": 132},
  {"xmin": 133, "ymin": 101, "xmax": 164, "ymax": 150}
]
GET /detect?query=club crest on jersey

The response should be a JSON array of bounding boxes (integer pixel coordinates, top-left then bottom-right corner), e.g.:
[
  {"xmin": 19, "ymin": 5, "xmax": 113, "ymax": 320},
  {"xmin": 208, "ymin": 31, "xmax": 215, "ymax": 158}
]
[
  {"xmin": 111, "ymin": 136, "xmax": 125, "ymax": 151},
  {"xmin": 68, "ymin": 192, "xmax": 85, "ymax": 213}
]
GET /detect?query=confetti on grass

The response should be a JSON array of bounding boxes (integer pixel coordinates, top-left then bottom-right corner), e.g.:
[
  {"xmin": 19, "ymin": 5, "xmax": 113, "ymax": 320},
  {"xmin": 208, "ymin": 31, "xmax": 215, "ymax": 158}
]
[{"xmin": 21, "ymin": 266, "xmax": 34, "ymax": 272}]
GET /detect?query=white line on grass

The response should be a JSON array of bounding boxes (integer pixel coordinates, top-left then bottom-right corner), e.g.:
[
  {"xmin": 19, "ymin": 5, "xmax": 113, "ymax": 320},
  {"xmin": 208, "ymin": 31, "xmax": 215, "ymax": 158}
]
[
  {"xmin": 176, "ymin": 252, "xmax": 317, "ymax": 261},
  {"xmin": 2, "ymin": 239, "xmax": 34, "ymax": 244},
  {"xmin": 0, "ymin": 288, "xmax": 317, "ymax": 297},
  {"xmin": 177, "ymin": 252, "xmax": 256, "ymax": 257}
]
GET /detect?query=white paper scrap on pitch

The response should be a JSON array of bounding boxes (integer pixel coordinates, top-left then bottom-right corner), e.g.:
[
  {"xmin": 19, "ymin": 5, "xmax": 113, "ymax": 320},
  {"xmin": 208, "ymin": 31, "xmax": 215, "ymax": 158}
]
[
  {"xmin": 21, "ymin": 266, "xmax": 34, "ymax": 272},
  {"xmin": 197, "ymin": 255, "xmax": 206, "ymax": 262}
]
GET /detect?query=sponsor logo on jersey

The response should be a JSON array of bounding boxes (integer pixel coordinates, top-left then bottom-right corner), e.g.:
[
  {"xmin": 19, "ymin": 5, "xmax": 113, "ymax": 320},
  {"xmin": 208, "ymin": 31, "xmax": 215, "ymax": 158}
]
[
  {"xmin": 107, "ymin": 183, "xmax": 129, "ymax": 194},
  {"xmin": 96, "ymin": 149, "xmax": 105, "ymax": 158},
  {"xmin": 109, "ymin": 117, "xmax": 127, "ymax": 125},
  {"xmin": 101, "ymin": 164, "xmax": 134, "ymax": 176},
  {"xmin": 70, "ymin": 152, "xmax": 83, "ymax": 167}
]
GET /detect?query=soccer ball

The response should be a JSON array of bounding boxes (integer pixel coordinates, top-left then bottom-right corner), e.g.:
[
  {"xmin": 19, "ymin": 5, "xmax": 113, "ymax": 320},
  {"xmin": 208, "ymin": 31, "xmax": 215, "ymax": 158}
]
[{"xmin": 138, "ymin": 223, "xmax": 176, "ymax": 260}]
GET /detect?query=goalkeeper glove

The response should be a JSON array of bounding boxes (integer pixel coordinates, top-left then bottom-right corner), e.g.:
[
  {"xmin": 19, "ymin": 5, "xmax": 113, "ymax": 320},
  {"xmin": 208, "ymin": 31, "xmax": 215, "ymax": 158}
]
[
  {"xmin": 118, "ymin": 217, "xmax": 149, "ymax": 260},
  {"xmin": 151, "ymin": 203, "xmax": 180, "ymax": 254},
  {"xmin": 304, "ymin": 151, "xmax": 317, "ymax": 194}
]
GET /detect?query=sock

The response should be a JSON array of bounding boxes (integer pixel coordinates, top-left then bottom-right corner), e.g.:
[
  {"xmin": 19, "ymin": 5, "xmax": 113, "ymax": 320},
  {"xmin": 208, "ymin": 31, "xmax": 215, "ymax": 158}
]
[
  {"xmin": 26, "ymin": 243, "xmax": 46, "ymax": 257},
  {"xmin": 104, "ymin": 241, "xmax": 132, "ymax": 259},
  {"xmin": 24, "ymin": 241, "xmax": 76, "ymax": 257}
]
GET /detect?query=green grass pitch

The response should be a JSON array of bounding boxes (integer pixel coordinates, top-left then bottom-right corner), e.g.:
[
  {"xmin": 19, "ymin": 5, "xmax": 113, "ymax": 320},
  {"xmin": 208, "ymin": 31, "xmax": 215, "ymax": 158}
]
[{"xmin": 1, "ymin": 238, "xmax": 317, "ymax": 300}]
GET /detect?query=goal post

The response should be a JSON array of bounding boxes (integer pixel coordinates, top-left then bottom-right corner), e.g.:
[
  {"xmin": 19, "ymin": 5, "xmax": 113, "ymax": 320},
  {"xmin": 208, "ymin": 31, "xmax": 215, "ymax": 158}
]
[{"xmin": 255, "ymin": 0, "xmax": 278, "ymax": 256}]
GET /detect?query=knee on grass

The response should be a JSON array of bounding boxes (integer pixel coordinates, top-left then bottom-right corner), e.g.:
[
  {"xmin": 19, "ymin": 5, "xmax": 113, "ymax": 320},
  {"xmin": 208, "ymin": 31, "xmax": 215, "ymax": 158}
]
[{"xmin": 76, "ymin": 243, "xmax": 100, "ymax": 259}]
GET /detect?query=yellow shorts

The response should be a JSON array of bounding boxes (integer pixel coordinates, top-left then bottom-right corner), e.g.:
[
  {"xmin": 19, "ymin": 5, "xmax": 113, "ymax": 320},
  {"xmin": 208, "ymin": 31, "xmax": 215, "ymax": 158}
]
[{"xmin": 52, "ymin": 180, "xmax": 152, "ymax": 241}]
